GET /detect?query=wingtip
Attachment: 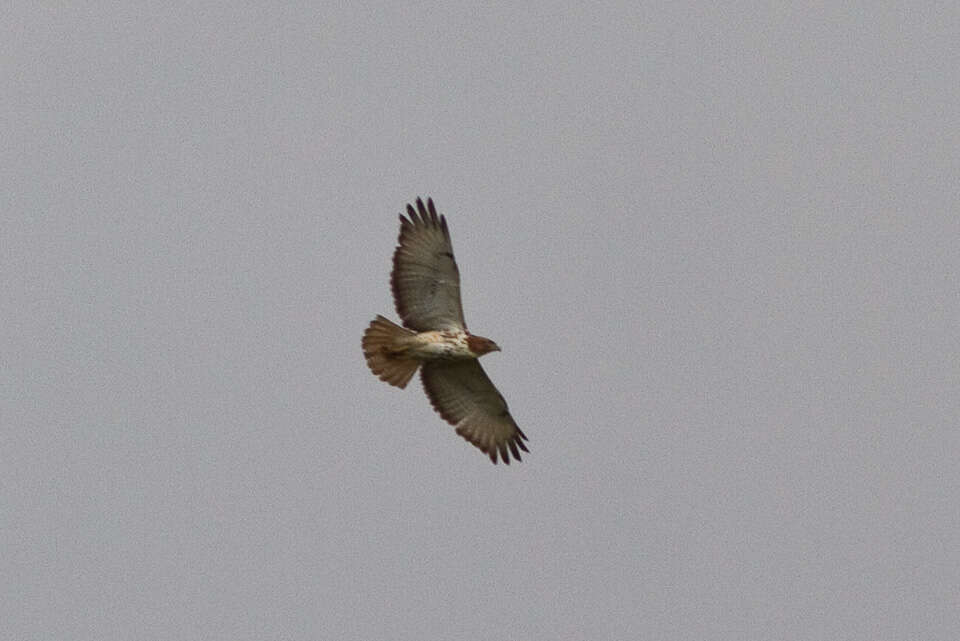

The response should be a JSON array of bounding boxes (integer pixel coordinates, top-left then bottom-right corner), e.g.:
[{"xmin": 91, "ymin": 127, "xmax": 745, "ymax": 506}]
[
  {"xmin": 399, "ymin": 197, "xmax": 447, "ymax": 234},
  {"xmin": 415, "ymin": 197, "xmax": 429, "ymax": 222}
]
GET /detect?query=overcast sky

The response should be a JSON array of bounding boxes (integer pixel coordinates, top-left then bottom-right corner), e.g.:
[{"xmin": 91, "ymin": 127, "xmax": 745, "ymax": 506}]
[{"xmin": 3, "ymin": 3, "xmax": 959, "ymax": 640}]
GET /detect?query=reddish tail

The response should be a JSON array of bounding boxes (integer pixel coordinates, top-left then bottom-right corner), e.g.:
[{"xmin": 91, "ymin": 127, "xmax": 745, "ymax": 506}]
[{"xmin": 362, "ymin": 315, "xmax": 420, "ymax": 388}]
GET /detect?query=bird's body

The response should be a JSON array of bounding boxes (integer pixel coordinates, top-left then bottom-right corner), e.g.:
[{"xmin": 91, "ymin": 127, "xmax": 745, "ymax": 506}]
[
  {"xmin": 387, "ymin": 327, "xmax": 482, "ymax": 361},
  {"xmin": 362, "ymin": 197, "xmax": 528, "ymax": 464}
]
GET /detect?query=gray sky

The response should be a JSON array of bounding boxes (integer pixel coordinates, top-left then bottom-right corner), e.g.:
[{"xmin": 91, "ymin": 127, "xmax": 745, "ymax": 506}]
[{"xmin": 3, "ymin": 3, "xmax": 959, "ymax": 640}]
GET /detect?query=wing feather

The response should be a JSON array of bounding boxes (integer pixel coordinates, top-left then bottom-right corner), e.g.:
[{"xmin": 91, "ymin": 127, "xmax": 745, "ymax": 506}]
[
  {"xmin": 390, "ymin": 198, "xmax": 466, "ymax": 331},
  {"xmin": 420, "ymin": 360, "xmax": 528, "ymax": 464}
]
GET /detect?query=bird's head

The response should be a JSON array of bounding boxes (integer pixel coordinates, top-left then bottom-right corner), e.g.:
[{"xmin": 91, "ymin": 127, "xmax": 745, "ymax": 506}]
[{"xmin": 467, "ymin": 334, "xmax": 501, "ymax": 357}]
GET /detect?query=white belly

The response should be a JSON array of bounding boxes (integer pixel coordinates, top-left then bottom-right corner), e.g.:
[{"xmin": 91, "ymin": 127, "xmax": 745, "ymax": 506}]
[{"xmin": 409, "ymin": 331, "xmax": 474, "ymax": 360}]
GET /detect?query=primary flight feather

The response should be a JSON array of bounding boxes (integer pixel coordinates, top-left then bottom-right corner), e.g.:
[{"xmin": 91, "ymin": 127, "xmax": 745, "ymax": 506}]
[{"xmin": 362, "ymin": 197, "xmax": 528, "ymax": 464}]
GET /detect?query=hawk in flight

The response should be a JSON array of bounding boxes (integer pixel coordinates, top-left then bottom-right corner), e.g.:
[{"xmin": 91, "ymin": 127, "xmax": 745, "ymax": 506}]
[{"xmin": 362, "ymin": 197, "xmax": 528, "ymax": 464}]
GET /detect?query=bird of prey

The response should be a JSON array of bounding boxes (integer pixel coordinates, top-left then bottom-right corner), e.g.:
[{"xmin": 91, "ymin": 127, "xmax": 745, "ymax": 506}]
[{"xmin": 362, "ymin": 197, "xmax": 528, "ymax": 464}]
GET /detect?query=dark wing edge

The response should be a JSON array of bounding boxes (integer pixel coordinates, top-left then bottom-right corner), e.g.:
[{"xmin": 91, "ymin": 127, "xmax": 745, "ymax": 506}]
[{"xmin": 420, "ymin": 360, "xmax": 529, "ymax": 465}]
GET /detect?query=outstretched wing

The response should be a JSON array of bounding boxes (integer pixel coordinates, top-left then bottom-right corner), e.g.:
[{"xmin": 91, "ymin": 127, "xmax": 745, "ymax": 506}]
[
  {"xmin": 391, "ymin": 198, "xmax": 466, "ymax": 331},
  {"xmin": 420, "ymin": 360, "xmax": 528, "ymax": 464}
]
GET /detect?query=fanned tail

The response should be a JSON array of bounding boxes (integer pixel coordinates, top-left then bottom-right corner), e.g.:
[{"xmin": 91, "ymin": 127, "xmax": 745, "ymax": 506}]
[{"xmin": 362, "ymin": 315, "xmax": 420, "ymax": 388}]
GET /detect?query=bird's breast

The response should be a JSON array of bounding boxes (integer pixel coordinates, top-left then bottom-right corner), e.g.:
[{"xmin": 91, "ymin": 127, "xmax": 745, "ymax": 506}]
[{"xmin": 409, "ymin": 330, "xmax": 474, "ymax": 360}]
